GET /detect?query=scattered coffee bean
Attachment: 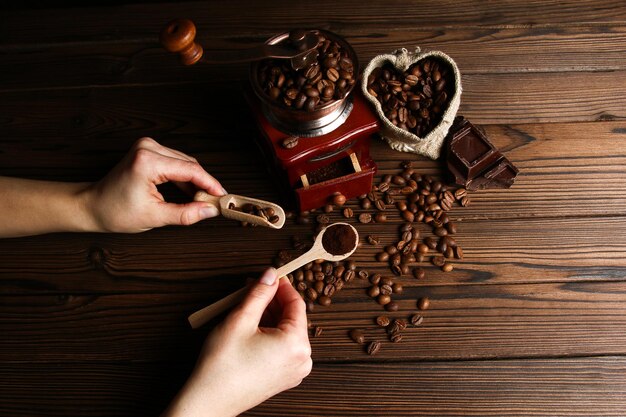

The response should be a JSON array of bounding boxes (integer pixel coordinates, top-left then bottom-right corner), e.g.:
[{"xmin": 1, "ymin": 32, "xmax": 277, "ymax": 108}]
[
  {"xmin": 390, "ymin": 333, "xmax": 403, "ymax": 343},
  {"xmin": 410, "ymin": 314, "xmax": 424, "ymax": 326},
  {"xmin": 454, "ymin": 246, "xmax": 464, "ymax": 259},
  {"xmin": 333, "ymin": 193, "xmax": 347, "ymax": 206},
  {"xmin": 377, "ymin": 294, "xmax": 391, "ymax": 305},
  {"xmin": 367, "ymin": 341, "xmax": 381, "ymax": 355},
  {"xmin": 385, "ymin": 301, "xmax": 399, "ymax": 312},
  {"xmin": 314, "ymin": 326, "xmax": 323, "ymax": 337},
  {"xmin": 413, "ymin": 267, "xmax": 425, "ymax": 279},
  {"xmin": 281, "ymin": 136, "xmax": 299, "ymax": 149},
  {"xmin": 367, "ymin": 235, "xmax": 380, "ymax": 245},
  {"xmin": 349, "ymin": 329, "xmax": 366, "ymax": 344},
  {"xmin": 417, "ymin": 297, "xmax": 430, "ymax": 310},
  {"xmin": 442, "ymin": 263, "xmax": 454, "ymax": 272},
  {"xmin": 432, "ymin": 256, "xmax": 445, "ymax": 267},
  {"xmin": 358, "ymin": 213, "xmax": 372, "ymax": 223},
  {"xmin": 318, "ymin": 295, "xmax": 331, "ymax": 306},
  {"xmin": 342, "ymin": 207, "xmax": 354, "ymax": 218},
  {"xmin": 374, "ymin": 213, "xmax": 387, "ymax": 223},
  {"xmin": 376, "ymin": 315, "xmax": 390, "ymax": 327}
]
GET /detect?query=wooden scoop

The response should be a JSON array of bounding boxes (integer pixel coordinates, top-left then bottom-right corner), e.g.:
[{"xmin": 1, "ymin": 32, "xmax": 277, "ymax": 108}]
[
  {"xmin": 188, "ymin": 222, "xmax": 358, "ymax": 329},
  {"xmin": 194, "ymin": 190, "xmax": 285, "ymax": 229}
]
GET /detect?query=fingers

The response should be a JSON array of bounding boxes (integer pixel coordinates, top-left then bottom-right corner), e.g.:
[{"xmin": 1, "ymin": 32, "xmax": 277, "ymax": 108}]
[
  {"xmin": 274, "ymin": 278, "xmax": 308, "ymax": 332},
  {"xmin": 133, "ymin": 137, "xmax": 227, "ymax": 196},
  {"xmin": 235, "ymin": 268, "xmax": 279, "ymax": 327},
  {"xmin": 145, "ymin": 151, "xmax": 226, "ymax": 197},
  {"xmin": 156, "ymin": 201, "xmax": 220, "ymax": 226}
]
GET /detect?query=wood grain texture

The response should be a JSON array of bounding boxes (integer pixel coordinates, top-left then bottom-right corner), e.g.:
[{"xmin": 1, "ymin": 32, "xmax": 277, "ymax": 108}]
[
  {"xmin": 2, "ymin": 1, "xmax": 626, "ymax": 416},
  {"xmin": 2, "ymin": 25, "xmax": 626, "ymax": 92},
  {"xmin": 1, "ymin": 281, "xmax": 625, "ymax": 362},
  {"xmin": 2, "ymin": 0, "xmax": 626, "ymax": 45},
  {"xmin": 1, "ymin": 358, "xmax": 625, "ymax": 417}
]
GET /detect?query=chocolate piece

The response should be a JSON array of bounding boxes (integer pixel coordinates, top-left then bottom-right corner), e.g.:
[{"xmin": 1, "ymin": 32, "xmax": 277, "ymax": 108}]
[{"xmin": 445, "ymin": 117, "xmax": 519, "ymax": 190}]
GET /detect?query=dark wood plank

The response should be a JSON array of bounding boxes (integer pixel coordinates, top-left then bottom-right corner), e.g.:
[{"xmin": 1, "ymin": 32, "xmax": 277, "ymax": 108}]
[
  {"xmin": 247, "ymin": 357, "xmax": 626, "ymax": 417},
  {"xmin": 2, "ymin": 0, "xmax": 626, "ymax": 45},
  {"xmin": 1, "ymin": 213, "xmax": 626, "ymax": 295},
  {"xmin": 1, "ymin": 357, "xmax": 625, "ymax": 417},
  {"xmin": 1, "ymin": 281, "xmax": 625, "ymax": 362},
  {"xmin": 2, "ymin": 25, "xmax": 626, "ymax": 91}
]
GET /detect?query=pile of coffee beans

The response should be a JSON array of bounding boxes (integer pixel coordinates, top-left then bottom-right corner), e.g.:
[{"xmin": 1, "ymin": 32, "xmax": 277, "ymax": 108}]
[
  {"xmin": 257, "ymin": 32, "xmax": 356, "ymax": 111},
  {"xmin": 274, "ymin": 161, "xmax": 470, "ymax": 354},
  {"xmin": 366, "ymin": 58, "xmax": 454, "ymax": 137},
  {"xmin": 229, "ymin": 202, "xmax": 280, "ymax": 225}
]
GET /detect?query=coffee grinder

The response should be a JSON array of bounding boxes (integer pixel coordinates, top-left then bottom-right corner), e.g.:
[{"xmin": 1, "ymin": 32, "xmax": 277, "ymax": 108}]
[{"xmin": 161, "ymin": 20, "xmax": 380, "ymax": 211}]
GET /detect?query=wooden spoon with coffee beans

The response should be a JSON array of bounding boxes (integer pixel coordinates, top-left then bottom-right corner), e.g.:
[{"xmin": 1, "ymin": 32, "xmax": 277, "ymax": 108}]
[
  {"xmin": 188, "ymin": 222, "xmax": 358, "ymax": 328},
  {"xmin": 194, "ymin": 190, "xmax": 286, "ymax": 229}
]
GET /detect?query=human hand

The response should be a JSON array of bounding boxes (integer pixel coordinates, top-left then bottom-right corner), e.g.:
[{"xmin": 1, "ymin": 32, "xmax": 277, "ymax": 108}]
[
  {"xmin": 163, "ymin": 269, "xmax": 312, "ymax": 417},
  {"xmin": 85, "ymin": 137, "xmax": 226, "ymax": 233}
]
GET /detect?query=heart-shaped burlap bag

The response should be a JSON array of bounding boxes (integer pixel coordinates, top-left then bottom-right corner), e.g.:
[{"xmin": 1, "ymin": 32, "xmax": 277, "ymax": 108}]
[{"xmin": 361, "ymin": 48, "xmax": 462, "ymax": 160}]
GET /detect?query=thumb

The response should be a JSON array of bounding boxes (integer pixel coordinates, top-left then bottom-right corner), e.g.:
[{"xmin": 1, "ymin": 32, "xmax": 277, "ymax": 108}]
[
  {"xmin": 236, "ymin": 268, "xmax": 279, "ymax": 326},
  {"xmin": 158, "ymin": 201, "xmax": 220, "ymax": 226}
]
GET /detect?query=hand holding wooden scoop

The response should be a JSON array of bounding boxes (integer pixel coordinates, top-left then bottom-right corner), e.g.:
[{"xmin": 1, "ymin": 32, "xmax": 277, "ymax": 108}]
[
  {"xmin": 188, "ymin": 222, "xmax": 359, "ymax": 329},
  {"xmin": 194, "ymin": 190, "xmax": 285, "ymax": 229}
]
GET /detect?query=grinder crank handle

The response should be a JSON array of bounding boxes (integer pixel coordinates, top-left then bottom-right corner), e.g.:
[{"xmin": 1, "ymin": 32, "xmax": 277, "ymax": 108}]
[{"xmin": 160, "ymin": 18, "xmax": 319, "ymax": 68}]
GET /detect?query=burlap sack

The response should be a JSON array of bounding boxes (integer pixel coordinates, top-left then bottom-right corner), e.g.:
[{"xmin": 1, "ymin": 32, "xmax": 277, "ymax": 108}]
[{"xmin": 361, "ymin": 47, "xmax": 462, "ymax": 160}]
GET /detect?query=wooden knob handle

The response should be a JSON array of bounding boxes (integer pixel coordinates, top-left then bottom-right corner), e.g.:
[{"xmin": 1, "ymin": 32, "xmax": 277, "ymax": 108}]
[{"xmin": 160, "ymin": 18, "xmax": 203, "ymax": 66}]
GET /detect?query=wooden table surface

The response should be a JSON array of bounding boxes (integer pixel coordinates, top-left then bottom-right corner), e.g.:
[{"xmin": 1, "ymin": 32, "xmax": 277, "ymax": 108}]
[{"xmin": 1, "ymin": 1, "xmax": 626, "ymax": 416}]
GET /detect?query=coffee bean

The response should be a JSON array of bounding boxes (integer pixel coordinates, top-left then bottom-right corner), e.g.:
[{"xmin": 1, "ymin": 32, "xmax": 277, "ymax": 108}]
[
  {"xmin": 318, "ymin": 295, "xmax": 331, "ymax": 306},
  {"xmin": 434, "ymin": 227, "xmax": 448, "ymax": 237},
  {"xmin": 369, "ymin": 273, "xmax": 382, "ymax": 285},
  {"xmin": 347, "ymin": 260, "xmax": 357, "ymax": 271},
  {"xmin": 424, "ymin": 237, "xmax": 438, "ymax": 249},
  {"xmin": 417, "ymin": 297, "xmax": 430, "ymax": 310},
  {"xmin": 447, "ymin": 222, "xmax": 458, "ymax": 234},
  {"xmin": 377, "ymin": 294, "xmax": 391, "ymax": 305},
  {"xmin": 417, "ymin": 243, "xmax": 429, "ymax": 255},
  {"xmin": 413, "ymin": 267, "xmax": 425, "ymax": 279},
  {"xmin": 392, "ymin": 283, "xmax": 403, "ymax": 294},
  {"xmin": 460, "ymin": 196, "xmax": 470, "ymax": 207},
  {"xmin": 316, "ymin": 214, "xmax": 330, "ymax": 224},
  {"xmin": 378, "ymin": 182, "xmax": 390, "ymax": 192},
  {"xmin": 334, "ymin": 265, "xmax": 345, "ymax": 278},
  {"xmin": 323, "ymin": 284, "xmax": 336, "ymax": 297},
  {"xmin": 332, "ymin": 193, "xmax": 346, "ymax": 206},
  {"xmin": 454, "ymin": 188, "xmax": 467, "ymax": 200},
  {"xmin": 342, "ymin": 207, "xmax": 354, "ymax": 218},
  {"xmin": 391, "ymin": 264, "xmax": 402, "ymax": 276},
  {"xmin": 410, "ymin": 314, "xmax": 424, "ymax": 326},
  {"xmin": 392, "ymin": 175, "xmax": 406, "ymax": 186},
  {"xmin": 402, "ymin": 210, "xmax": 415, "ymax": 222},
  {"xmin": 442, "ymin": 263, "xmax": 454, "ymax": 272},
  {"xmin": 313, "ymin": 326, "xmax": 323, "ymax": 337},
  {"xmin": 281, "ymin": 136, "xmax": 299, "ymax": 149},
  {"xmin": 358, "ymin": 213, "xmax": 372, "ymax": 223},
  {"xmin": 432, "ymin": 256, "xmax": 445, "ymax": 267},
  {"xmin": 390, "ymin": 333, "xmax": 403, "ymax": 343},
  {"xmin": 358, "ymin": 269, "xmax": 369, "ymax": 280},
  {"xmin": 444, "ymin": 246, "xmax": 454, "ymax": 259},
  {"xmin": 344, "ymin": 270, "xmax": 356, "ymax": 282},
  {"xmin": 349, "ymin": 329, "xmax": 365, "ymax": 344},
  {"xmin": 377, "ymin": 252, "xmax": 390, "ymax": 262},
  {"xmin": 361, "ymin": 198, "xmax": 372, "ymax": 209},
  {"xmin": 367, "ymin": 235, "xmax": 380, "ymax": 245},
  {"xmin": 396, "ymin": 201, "xmax": 407, "ymax": 211},
  {"xmin": 380, "ymin": 284, "xmax": 393, "ymax": 295},
  {"xmin": 454, "ymin": 246, "xmax": 464, "ymax": 259},
  {"xmin": 305, "ymin": 288, "xmax": 318, "ymax": 301},
  {"xmin": 385, "ymin": 301, "xmax": 399, "ymax": 312},
  {"xmin": 374, "ymin": 199, "xmax": 386, "ymax": 211},
  {"xmin": 368, "ymin": 285, "xmax": 380, "ymax": 298},
  {"xmin": 367, "ymin": 341, "xmax": 381, "ymax": 355},
  {"xmin": 376, "ymin": 315, "xmax": 390, "ymax": 327}
]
